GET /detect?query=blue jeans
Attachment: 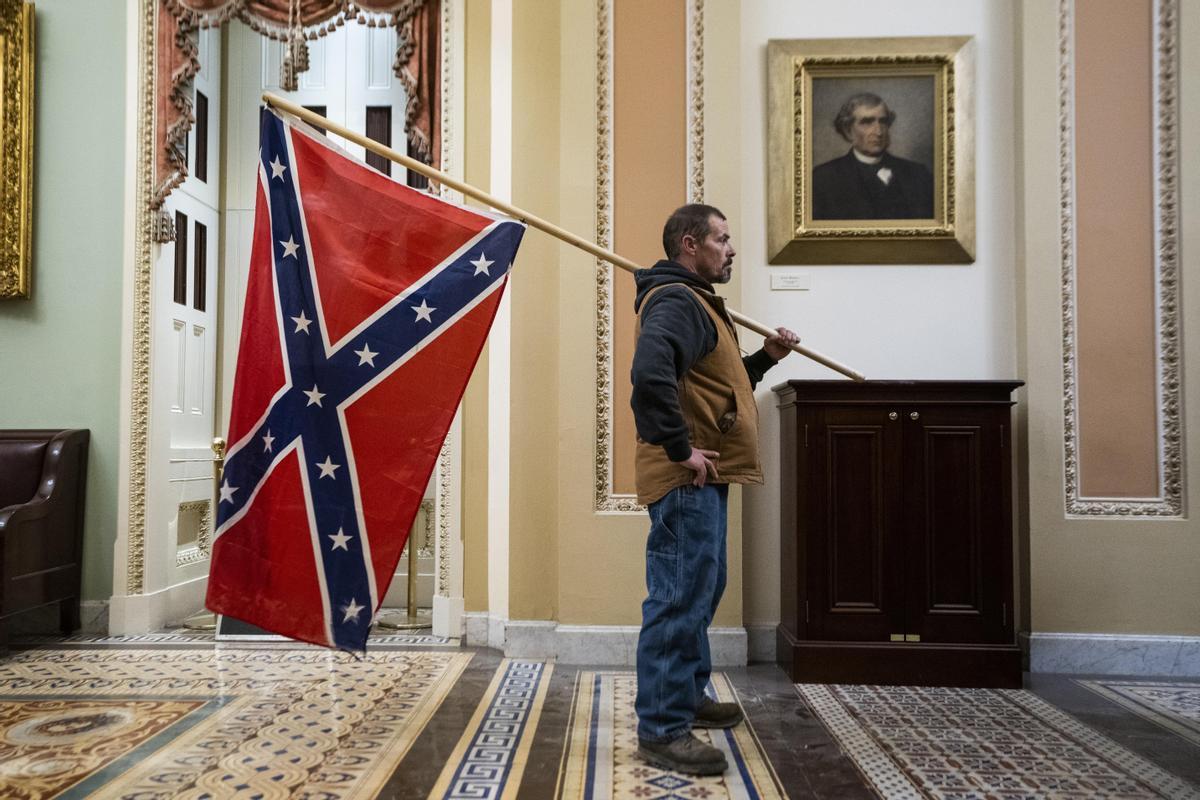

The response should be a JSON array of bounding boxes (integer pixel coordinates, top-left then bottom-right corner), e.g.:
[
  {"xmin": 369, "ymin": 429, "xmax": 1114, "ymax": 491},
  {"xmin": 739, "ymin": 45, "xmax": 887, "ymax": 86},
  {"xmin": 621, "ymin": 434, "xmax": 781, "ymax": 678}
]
[{"xmin": 635, "ymin": 483, "xmax": 728, "ymax": 742}]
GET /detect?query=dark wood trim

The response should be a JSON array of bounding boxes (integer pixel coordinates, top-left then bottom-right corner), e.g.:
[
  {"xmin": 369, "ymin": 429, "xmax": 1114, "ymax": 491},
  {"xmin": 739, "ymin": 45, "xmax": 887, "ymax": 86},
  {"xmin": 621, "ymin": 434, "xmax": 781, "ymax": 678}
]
[
  {"xmin": 365, "ymin": 105, "xmax": 392, "ymax": 176},
  {"xmin": 193, "ymin": 221, "xmax": 207, "ymax": 312},
  {"xmin": 173, "ymin": 211, "xmax": 188, "ymax": 306},
  {"xmin": 778, "ymin": 628, "xmax": 1022, "ymax": 688},
  {"xmin": 195, "ymin": 90, "xmax": 208, "ymax": 183}
]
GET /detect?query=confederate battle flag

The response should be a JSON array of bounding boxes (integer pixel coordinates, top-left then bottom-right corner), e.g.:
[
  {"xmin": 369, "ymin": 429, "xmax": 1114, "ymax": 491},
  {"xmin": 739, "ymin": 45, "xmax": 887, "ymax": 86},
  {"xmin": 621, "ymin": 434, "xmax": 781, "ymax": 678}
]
[{"xmin": 206, "ymin": 109, "xmax": 524, "ymax": 651}]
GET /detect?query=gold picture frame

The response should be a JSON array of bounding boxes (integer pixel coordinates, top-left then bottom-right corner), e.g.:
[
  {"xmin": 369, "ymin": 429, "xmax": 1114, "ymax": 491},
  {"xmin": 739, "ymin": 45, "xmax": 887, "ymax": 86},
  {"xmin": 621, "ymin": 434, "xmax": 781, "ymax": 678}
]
[
  {"xmin": 0, "ymin": 0, "xmax": 32, "ymax": 299},
  {"xmin": 767, "ymin": 36, "xmax": 974, "ymax": 264}
]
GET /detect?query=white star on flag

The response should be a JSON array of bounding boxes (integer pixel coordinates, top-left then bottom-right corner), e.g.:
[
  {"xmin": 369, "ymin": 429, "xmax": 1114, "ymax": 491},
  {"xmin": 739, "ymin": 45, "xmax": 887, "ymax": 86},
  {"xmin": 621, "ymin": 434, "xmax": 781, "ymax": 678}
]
[
  {"xmin": 412, "ymin": 299, "xmax": 436, "ymax": 323},
  {"xmin": 471, "ymin": 253, "xmax": 494, "ymax": 276},
  {"xmin": 328, "ymin": 528, "xmax": 352, "ymax": 551},
  {"xmin": 342, "ymin": 599, "xmax": 365, "ymax": 623},
  {"xmin": 219, "ymin": 480, "xmax": 238, "ymax": 504},
  {"xmin": 262, "ymin": 430, "xmax": 275, "ymax": 452},
  {"xmin": 304, "ymin": 385, "xmax": 326, "ymax": 407},
  {"xmin": 270, "ymin": 156, "xmax": 287, "ymax": 180},
  {"xmin": 354, "ymin": 343, "xmax": 378, "ymax": 367},
  {"xmin": 291, "ymin": 311, "xmax": 313, "ymax": 334},
  {"xmin": 316, "ymin": 456, "xmax": 341, "ymax": 479},
  {"xmin": 281, "ymin": 236, "xmax": 300, "ymax": 258}
]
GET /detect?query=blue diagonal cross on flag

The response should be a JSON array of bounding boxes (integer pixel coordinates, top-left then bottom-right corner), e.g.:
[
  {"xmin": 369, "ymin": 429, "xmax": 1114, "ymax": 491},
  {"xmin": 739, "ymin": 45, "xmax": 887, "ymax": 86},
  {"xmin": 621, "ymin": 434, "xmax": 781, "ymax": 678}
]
[{"xmin": 207, "ymin": 109, "xmax": 525, "ymax": 651}]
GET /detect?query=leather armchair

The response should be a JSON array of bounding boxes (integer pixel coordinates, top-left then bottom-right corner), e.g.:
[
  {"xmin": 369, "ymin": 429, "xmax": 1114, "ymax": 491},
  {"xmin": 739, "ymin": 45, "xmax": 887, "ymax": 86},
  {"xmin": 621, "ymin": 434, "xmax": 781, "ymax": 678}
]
[{"xmin": 0, "ymin": 429, "xmax": 89, "ymax": 649}]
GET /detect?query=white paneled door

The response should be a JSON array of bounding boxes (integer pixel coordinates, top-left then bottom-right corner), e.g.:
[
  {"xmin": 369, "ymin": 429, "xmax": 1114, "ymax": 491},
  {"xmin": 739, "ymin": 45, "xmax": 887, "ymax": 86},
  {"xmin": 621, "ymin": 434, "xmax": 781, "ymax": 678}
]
[{"xmin": 220, "ymin": 23, "xmax": 435, "ymax": 619}]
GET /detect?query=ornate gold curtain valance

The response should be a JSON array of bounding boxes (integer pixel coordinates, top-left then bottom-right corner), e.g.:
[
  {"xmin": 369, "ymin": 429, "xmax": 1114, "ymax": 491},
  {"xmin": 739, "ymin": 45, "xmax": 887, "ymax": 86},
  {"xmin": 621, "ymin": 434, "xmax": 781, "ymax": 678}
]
[{"xmin": 153, "ymin": 0, "xmax": 440, "ymax": 240}]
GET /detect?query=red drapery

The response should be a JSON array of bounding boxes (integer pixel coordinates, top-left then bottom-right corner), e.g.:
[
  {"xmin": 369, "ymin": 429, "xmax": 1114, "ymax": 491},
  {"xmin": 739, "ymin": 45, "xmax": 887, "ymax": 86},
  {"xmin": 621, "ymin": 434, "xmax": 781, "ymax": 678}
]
[{"xmin": 153, "ymin": 0, "xmax": 441, "ymax": 236}]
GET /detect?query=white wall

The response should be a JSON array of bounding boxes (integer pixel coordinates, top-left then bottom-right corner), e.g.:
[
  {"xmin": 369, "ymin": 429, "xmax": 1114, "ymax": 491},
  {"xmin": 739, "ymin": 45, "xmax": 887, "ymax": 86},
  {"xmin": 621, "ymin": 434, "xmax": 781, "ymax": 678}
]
[{"xmin": 736, "ymin": 1, "xmax": 1018, "ymax": 627}]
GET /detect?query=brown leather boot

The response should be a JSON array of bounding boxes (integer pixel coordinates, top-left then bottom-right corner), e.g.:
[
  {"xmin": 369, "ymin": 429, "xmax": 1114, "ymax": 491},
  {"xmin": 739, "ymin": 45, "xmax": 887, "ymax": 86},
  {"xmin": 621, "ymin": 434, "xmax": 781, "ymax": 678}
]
[
  {"xmin": 693, "ymin": 698, "xmax": 744, "ymax": 729},
  {"xmin": 636, "ymin": 732, "xmax": 728, "ymax": 775}
]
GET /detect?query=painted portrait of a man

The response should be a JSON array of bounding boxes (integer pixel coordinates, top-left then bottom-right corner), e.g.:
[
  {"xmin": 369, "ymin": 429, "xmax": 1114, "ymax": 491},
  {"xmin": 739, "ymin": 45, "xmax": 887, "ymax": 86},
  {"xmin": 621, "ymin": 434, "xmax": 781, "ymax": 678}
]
[{"xmin": 811, "ymin": 91, "xmax": 934, "ymax": 221}]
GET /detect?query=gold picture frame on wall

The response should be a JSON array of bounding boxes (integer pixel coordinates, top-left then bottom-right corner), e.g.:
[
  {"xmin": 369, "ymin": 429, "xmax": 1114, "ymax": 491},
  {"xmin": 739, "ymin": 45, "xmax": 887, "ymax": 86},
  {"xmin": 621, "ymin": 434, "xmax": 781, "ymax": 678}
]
[
  {"xmin": 0, "ymin": 1, "xmax": 33, "ymax": 299},
  {"xmin": 767, "ymin": 36, "xmax": 974, "ymax": 264}
]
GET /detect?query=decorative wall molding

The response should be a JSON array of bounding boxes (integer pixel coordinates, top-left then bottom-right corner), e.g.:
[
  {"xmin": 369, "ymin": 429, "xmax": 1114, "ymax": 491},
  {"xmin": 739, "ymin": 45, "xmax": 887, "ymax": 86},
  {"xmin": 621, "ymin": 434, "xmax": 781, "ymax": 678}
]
[
  {"xmin": 686, "ymin": 0, "xmax": 704, "ymax": 204},
  {"xmin": 127, "ymin": 0, "xmax": 157, "ymax": 594},
  {"xmin": 174, "ymin": 499, "xmax": 213, "ymax": 567},
  {"xmin": 1058, "ymin": 0, "xmax": 1183, "ymax": 517},
  {"xmin": 593, "ymin": 0, "xmax": 704, "ymax": 513}
]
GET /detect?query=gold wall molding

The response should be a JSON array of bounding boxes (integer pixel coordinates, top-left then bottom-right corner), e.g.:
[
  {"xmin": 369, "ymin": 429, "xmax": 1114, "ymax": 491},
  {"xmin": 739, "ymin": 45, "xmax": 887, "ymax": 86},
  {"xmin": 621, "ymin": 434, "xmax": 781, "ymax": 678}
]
[
  {"xmin": 0, "ymin": 0, "xmax": 33, "ymax": 299},
  {"xmin": 687, "ymin": 0, "xmax": 704, "ymax": 203},
  {"xmin": 126, "ymin": 0, "xmax": 156, "ymax": 594},
  {"xmin": 1058, "ymin": 0, "xmax": 1183, "ymax": 517},
  {"xmin": 594, "ymin": 0, "xmax": 704, "ymax": 513},
  {"xmin": 175, "ymin": 500, "xmax": 213, "ymax": 567}
]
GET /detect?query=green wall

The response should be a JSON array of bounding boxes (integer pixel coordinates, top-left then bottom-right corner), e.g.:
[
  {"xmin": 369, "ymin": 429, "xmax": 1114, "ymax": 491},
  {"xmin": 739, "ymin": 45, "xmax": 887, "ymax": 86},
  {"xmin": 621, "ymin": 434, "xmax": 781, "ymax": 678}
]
[{"xmin": 0, "ymin": 0, "xmax": 127, "ymax": 601}]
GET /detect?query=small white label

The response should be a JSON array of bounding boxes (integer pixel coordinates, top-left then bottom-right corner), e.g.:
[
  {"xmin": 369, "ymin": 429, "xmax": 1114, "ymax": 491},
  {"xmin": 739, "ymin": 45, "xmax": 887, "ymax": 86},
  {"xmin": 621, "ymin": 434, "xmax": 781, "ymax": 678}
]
[{"xmin": 771, "ymin": 273, "xmax": 811, "ymax": 291}]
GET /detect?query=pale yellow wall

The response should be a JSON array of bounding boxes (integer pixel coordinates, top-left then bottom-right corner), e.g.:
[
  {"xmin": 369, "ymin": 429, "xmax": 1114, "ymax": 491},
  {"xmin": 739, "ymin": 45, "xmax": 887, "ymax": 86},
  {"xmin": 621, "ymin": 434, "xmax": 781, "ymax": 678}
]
[
  {"xmin": 507, "ymin": 0, "xmax": 561, "ymax": 621},
  {"xmin": 462, "ymin": 0, "xmax": 492, "ymax": 613},
  {"xmin": 1018, "ymin": 0, "xmax": 1200, "ymax": 634},
  {"xmin": 487, "ymin": 0, "xmax": 748, "ymax": 628}
]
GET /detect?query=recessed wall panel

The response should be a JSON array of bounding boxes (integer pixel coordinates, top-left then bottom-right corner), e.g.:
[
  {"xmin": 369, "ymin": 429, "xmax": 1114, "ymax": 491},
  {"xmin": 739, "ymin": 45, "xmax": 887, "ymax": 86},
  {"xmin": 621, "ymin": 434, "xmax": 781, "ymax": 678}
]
[
  {"xmin": 1073, "ymin": 0, "xmax": 1158, "ymax": 498},
  {"xmin": 612, "ymin": 0, "xmax": 686, "ymax": 495}
]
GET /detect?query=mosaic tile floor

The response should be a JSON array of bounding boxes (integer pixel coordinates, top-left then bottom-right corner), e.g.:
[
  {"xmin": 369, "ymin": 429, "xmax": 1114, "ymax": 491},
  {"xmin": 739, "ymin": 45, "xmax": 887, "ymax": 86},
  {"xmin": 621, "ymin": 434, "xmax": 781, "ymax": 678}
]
[
  {"xmin": 2, "ymin": 640, "xmax": 1198, "ymax": 799},
  {"xmin": 559, "ymin": 671, "xmax": 785, "ymax": 799},
  {"xmin": 1079, "ymin": 679, "xmax": 1200, "ymax": 748},
  {"xmin": 796, "ymin": 683, "xmax": 1200, "ymax": 799},
  {"xmin": 0, "ymin": 648, "xmax": 471, "ymax": 798}
]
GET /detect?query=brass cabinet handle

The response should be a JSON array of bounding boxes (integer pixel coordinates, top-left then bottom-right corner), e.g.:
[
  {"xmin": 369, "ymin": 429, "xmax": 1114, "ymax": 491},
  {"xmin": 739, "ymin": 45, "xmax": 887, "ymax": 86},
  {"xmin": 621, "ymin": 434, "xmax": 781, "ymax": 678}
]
[{"xmin": 909, "ymin": 412, "xmax": 920, "ymax": 421}]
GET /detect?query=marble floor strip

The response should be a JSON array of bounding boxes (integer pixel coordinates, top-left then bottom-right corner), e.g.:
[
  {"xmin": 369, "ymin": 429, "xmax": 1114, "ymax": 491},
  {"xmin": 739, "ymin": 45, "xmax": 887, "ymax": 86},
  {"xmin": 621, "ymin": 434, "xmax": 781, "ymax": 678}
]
[
  {"xmin": 796, "ymin": 683, "xmax": 1200, "ymax": 800},
  {"xmin": 1079, "ymin": 679, "xmax": 1200, "ymax": 748},
  {"xmin": 0, "ymin": 648, "xmax": 472, "ymax": 799},
  {"xmin": 559, "ymin": 671, "xmax": 786, "ymax": 800},
  {"xmin": 427, "ymin": 659, "xmax": 554, "ymax": 800},
  {"xmin": 14, "ymin": 630, "xmax": 454, "ymax": 648}
]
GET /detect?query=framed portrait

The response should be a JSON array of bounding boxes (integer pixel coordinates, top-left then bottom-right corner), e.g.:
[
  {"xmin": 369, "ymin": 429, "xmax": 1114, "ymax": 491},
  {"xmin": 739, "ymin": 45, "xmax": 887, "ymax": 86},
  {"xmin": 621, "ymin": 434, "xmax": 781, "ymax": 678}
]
[
  {"xmin": 767, "ymin": 36, "xmax": 975, "ymax": 264},
  {"xmin": 0, "ymin": 1, "xmax": 33, "ymax": 299}
]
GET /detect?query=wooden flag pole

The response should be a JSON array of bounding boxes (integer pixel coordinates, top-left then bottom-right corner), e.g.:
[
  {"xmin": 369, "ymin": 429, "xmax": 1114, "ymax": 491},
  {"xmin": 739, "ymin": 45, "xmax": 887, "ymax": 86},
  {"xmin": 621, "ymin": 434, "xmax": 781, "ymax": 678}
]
[{"xmin": 262, "ymin": 93, "xmax": 867, "ymax": 382}]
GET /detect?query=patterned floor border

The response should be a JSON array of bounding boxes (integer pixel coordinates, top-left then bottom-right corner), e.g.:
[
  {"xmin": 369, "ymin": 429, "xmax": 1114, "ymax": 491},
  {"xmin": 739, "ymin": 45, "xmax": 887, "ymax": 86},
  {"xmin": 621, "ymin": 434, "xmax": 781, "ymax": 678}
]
[
  {"xmin": 559, "ymin": 671, "xmax": 785, "ymax": 800},
  {"xmin": 0, "ymin": 647, "xmax": 473, "ymax": 798},
  {"xmin": 427, "ymin": 659, "xmax": 554, "ymax": 800},
  {"xmin": 13, "ymin": 629, "xmax": 454, "ymax": 648},
  {"xmin": 797, "ymin": 683, "xmax": 1200, "ymax": 800},
  {"xmin": 1079, "ymin": 679, "xmax": 1200, "ymax": 748}
]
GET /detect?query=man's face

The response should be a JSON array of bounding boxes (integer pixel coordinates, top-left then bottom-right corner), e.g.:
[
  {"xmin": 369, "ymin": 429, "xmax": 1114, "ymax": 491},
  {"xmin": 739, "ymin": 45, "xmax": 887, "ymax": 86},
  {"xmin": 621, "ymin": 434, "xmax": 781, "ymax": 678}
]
[
  {"xmin": 687, "ymin": 215, "xmax": 735, "ymax": 285},
  {"xmin": 849, "ymin": 103, "xmax": 891, "ymax": 157}
]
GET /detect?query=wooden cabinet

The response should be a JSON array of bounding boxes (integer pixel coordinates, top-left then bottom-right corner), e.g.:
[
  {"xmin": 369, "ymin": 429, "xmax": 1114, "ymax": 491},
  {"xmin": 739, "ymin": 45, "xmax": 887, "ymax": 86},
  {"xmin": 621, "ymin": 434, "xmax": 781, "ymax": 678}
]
[{"xmin": 773, "ymin": 380, "xmax": 1023, "ymax": 688}]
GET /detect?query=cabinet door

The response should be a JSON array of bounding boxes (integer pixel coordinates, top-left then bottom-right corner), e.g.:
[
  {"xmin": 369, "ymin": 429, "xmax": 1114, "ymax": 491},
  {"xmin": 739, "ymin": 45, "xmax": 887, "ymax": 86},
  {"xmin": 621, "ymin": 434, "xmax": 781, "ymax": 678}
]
[
  {"xmin": 903, "ymin": 407, "xmax": 1011, "ymax": 644},
  {"xmin": 805, "ymin": 407, "xmax": 905, "ymax": 641}
]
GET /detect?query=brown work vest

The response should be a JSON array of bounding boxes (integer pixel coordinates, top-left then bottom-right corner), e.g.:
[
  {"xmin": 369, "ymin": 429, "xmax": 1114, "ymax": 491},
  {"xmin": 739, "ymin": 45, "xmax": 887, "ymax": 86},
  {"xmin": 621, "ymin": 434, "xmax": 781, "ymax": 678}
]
[{"xmin": 634, "ymin": 285, "xmax": 763, "ymax": 505}]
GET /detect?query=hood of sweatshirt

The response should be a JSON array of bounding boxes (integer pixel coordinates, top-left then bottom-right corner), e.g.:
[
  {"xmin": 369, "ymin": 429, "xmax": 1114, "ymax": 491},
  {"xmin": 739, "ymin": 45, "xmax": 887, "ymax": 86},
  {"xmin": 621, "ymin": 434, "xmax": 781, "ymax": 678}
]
[{"xmin": 633, "ymin": 260, "xmax": 715, "ymax": 313}]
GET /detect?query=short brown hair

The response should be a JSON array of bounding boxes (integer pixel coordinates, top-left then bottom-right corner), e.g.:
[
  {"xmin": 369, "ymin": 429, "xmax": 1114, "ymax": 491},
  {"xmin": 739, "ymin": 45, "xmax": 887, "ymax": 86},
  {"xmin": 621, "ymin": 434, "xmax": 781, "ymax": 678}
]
[{"xmin": 662, "ymin": 204, "xmax": 726, "ymax": 260}]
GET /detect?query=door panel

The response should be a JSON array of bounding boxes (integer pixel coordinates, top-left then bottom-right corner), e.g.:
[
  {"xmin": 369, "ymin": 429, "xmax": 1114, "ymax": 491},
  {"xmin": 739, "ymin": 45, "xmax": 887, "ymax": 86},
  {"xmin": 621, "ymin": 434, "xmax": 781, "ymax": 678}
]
[
  {"xmin": 806, "ymin": 407, "xmax": 904, "ymax": 641},
  {"xmin": 904, "ymin": 407, "xmax": 1009, "ymax": 644}
]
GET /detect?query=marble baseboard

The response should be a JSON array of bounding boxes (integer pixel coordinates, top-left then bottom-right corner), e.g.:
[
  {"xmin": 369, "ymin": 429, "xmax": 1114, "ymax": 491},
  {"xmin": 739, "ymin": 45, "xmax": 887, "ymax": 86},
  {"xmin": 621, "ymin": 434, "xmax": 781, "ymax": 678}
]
[
  {"xmin": 1, "ymin": 600, "xmax": 109, "ymax": 636},
  {"xmin": 746, "ymin": 624, "xmax": 777, "ymax": 663},
  {"xmin": 1028, "ymin": 632, "xmax": 1200, "ymax": 677},
  {"xmin": 461, "ymin": 616, "xmax": 748, "ymax": 666},
  {"xmin": 80, "ymin": 600, "xmax": 110, "ymax": 634}
]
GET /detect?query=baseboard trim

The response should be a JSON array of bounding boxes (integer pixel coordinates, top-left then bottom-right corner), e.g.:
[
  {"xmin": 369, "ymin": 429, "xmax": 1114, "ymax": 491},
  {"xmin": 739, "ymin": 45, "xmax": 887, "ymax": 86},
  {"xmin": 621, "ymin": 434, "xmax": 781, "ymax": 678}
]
[
  {"xmin": 1027, "ymin": 632, "xmax": 1200, "ymax": 677},
  {"xmin": 746, "ymin": 624, "xmax": 777, "ymax": 663},
  {"xmin": 108, "ymin": 575, "xmax": 208, "ymax": 635},
  {"xmin": 461, "ymin": 615, "xmax": 748, "ymax": 666}
]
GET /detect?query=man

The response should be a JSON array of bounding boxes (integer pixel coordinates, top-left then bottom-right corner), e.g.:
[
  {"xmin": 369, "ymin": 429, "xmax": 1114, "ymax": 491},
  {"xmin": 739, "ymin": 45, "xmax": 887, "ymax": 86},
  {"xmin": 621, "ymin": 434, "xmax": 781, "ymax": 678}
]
[
  {"xmin": 630, "ymin": 204, "xmax": 798, "ymax": 775},
  {"xmin": 812, "ymin": 92, "xmax": 934, "ymax": 220}
]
